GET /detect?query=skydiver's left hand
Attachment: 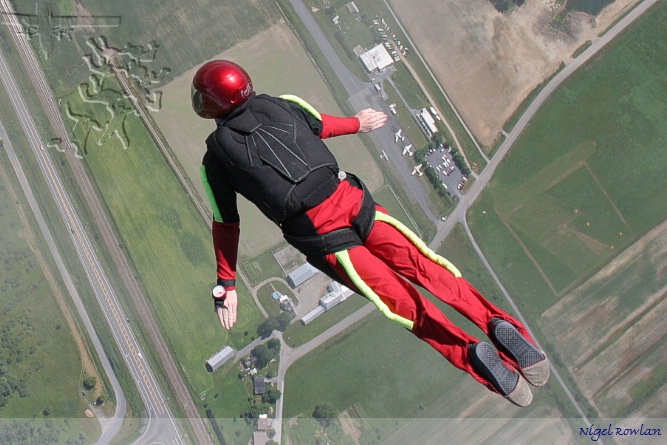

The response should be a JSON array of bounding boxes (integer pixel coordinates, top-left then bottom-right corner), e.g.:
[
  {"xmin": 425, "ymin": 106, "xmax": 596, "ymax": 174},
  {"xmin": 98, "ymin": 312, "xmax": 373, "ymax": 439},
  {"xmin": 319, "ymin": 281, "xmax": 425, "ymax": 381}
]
[
  {"xmin": 356, "ymin": 108, "xmax": 388, "ymax": 133},
  {"xmin": 217, "ymin": 289, "xmax": 237, "ymax": 330}
]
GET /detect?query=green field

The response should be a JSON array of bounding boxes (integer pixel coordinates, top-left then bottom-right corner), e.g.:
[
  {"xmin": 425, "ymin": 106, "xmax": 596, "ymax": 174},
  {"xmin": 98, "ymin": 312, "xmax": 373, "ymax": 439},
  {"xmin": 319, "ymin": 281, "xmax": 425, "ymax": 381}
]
[
  {"xmin": 257, "ymin": 281, "xmax": 295, "ymax": 318},
  {"xmin": 300, "ymin": 0, "xmax": 480, "ymax": 161},
  {"xmin": 470, "ymin": 0, "xmax": 667, "ymax": 308},
  {"xmin": 464, "ymin": 0, "xmax": 667, "ymax": 422},
  {"xmin": 152, "ymin": 22, "xmax": 386, "ymax": 257},
  {"xmin": 283, "ymin": 312, "xmax": 464, "ymax": 420},
  {"xmin": 282, "ymin": 222, "xmax": 540, "ymax": 419},
  {"xmin": 27, "ymin": 0, "xmax": 284, "ymax": 91},
  {"xmin": 63, "ymin": 74, "xmax": 263, "ymax": 396},
  {"xmin": 0, "ymin": 150, "xmax": 98, "ymax": 442}
]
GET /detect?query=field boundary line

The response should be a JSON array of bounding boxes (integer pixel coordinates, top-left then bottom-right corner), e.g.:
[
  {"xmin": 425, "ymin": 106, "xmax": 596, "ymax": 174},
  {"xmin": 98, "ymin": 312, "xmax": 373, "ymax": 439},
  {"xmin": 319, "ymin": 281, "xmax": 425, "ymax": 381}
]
[
  {"xmin": 584, "ymin": 163, "xmax": 635, "ymax": 238},
  {"xmin": 495, "ymin": 208, "xmax": 559, "ymax": 297}
]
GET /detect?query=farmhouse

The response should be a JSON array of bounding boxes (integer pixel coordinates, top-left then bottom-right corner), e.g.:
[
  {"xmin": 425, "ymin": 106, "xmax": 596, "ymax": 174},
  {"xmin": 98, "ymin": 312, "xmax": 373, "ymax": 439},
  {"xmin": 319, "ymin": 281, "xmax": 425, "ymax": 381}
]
[
  {"xmin": 360, "ymin": 44, "xmax": 394, "ymax": 72},
  {"xmin": 287, "ymin": 262, "xmax": 319, "ymax": 288},
  {"xmin": 205, "ymin": 345, "xmax": 235, "ymax": 373},
  {"xmin": 253, "ymin": 376, "xmax": 266, "ymax": 395}
]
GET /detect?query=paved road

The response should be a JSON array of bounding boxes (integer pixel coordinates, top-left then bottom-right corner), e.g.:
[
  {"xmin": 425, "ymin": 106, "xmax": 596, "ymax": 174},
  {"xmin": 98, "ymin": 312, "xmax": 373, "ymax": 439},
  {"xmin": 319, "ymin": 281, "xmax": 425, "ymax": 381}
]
[
  {"xmin": 272, "ymin": 302, "xmax": 375, "ymax": 442},
  {"xmin": 424, "ymin": 0, "xmax": 661, "ymax": 431},
  {"xmin": 0, "ymin": 3, "xmax": 188, "ymax": 444},
  {"xmin": 0, "ymin": 45, "xmax": 127, "ymax": 444},
  {"xmin": 269, "ymin": 0, "xmax": 660, "ymax": 443},
  {"xmin": 0, "ymin": 112, "xmax": 128, "ymax": 443},
  {"xmin": 430, "ymin": 0, "xmax": 661, "ymax": 250},
  {"xmin": 288, "ymin": 0, "xmax": 440, "ymax": 224}
]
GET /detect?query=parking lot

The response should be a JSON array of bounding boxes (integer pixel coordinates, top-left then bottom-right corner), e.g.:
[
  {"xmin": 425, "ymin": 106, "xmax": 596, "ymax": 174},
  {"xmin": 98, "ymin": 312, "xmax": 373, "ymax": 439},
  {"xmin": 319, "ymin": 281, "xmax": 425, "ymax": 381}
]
[{"xmin": 424, "ymin": 144, "xmax": 467, "ymax": 198}]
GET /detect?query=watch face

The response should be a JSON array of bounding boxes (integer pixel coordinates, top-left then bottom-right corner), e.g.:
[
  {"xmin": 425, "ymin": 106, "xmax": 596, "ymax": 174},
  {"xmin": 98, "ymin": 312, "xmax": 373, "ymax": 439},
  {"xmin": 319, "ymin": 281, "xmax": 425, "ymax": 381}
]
[{"xmin": 212, "ymin": 285, "xmax": 226, "ymax": 298}]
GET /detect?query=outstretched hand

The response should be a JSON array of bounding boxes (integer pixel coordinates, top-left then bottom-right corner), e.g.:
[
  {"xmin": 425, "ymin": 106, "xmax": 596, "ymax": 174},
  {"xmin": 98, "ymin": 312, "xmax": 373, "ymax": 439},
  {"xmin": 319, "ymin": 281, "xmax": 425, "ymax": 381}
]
[
  {"xmin": 217, "ymin": 289, "xmax": 238, "ymax": 330},
  {"xmin": 356, "ymin": 108, "xmax": 388, "ymax": 133}
]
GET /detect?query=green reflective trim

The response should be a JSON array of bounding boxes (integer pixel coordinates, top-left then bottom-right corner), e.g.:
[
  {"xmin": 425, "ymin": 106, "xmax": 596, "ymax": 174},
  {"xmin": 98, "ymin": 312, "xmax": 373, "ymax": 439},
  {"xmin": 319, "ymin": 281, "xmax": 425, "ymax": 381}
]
[
  {"xmin": 335, "ymin": 250, "xmax": 414, "ymax": 331},
  {"xmin": 200, "ymin": 165, "xmax": 223, "ymax": 222},
  {"xmin": 279, "ymin": 94, "xmax": 322, "ymax": 121},
  {"xmin": 374, "ymin": 212, "xmax": 462, "ymax": 278}
]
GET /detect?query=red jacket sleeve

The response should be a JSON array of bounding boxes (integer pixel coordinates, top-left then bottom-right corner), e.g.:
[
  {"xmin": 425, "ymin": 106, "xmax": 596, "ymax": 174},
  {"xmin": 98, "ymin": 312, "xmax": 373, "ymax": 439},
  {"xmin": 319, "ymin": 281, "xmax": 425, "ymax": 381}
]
[
  {"xmin": 320, "ymin": 114, "xmax": 360, "ymax": 139},
  {"xmin": 212, "ymin": 220, "xmax": 240, "ymax": 290}
]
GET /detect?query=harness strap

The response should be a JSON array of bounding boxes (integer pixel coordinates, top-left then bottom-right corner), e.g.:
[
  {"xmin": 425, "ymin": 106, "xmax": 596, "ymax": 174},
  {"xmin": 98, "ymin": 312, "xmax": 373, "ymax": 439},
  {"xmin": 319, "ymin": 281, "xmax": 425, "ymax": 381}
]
[
  {"xmin": 334, "ymin": 250, "xmax": 415, "ymax": 331},
  {"xmin": 374, "ymin": 212, "xmax": 462, "ymax": 278},
  {"xmin": 282, "ymin": 173, "xmax": 375, "ymax": 257}
]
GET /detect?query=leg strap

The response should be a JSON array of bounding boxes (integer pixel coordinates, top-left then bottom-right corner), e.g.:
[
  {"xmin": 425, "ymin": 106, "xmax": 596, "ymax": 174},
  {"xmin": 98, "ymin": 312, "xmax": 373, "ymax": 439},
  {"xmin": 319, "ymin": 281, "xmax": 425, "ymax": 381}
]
[
  {"xmin": 334, "ymin": 250, "xmax": 414, "ymax": 331},
  {"xmin": 374, "ymin": 211, "xmax": 462, "ymax": 278}
]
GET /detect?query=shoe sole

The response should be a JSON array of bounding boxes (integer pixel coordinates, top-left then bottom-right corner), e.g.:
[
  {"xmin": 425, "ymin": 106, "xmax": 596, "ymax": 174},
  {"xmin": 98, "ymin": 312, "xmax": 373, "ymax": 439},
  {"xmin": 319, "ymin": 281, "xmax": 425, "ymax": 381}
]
[
  {"xmin": 491, "ymin": 319, "xmax": 550, "ymax": 387},
  {"xmin": 468, "ymin": 342, "xmax": 532, "ymax": 407}
]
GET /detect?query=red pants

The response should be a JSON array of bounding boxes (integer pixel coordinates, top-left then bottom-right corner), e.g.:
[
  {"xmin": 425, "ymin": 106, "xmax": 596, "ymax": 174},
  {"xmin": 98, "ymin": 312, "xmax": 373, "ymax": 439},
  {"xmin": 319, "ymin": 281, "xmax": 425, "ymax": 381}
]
[{"xmin": 305, "ymin": 180, "xmax": 534, "ymax": 392}]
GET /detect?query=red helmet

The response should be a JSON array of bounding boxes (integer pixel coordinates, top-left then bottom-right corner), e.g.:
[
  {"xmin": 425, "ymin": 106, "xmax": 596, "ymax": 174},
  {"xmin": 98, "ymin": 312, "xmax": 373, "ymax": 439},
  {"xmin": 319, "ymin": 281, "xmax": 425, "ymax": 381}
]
[{"xmin": 191, "ymin": 60, "xmax": 253, "ymax": 119}]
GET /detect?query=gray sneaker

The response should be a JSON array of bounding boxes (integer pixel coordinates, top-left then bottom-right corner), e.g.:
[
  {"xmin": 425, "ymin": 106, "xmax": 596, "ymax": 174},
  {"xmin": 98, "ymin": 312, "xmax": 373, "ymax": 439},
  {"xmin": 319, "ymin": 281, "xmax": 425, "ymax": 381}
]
[
  {"xmin": 489, "ymin": 318, "xmax": 550, "ymax": 387},
  {"xmin": 468, "ymin": 342, "xmax": 533, "ymax": 407}
]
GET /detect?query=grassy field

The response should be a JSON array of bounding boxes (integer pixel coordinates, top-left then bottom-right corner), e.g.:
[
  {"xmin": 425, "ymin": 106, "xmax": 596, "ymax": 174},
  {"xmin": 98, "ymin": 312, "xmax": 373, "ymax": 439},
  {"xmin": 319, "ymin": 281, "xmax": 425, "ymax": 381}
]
[
  {"xmin": 470, "ymin": 0, "xmax": 667, "ymax": 302},
  {"xmin": 24, "ymin": 0, "xmax": 284, "ymax": 88},
  {"xmin": 540, "ymin": 218, "xmax": 667, "ymax": 418},
  {"xmin": 468, "ymin": 0, "xmax": 667, "ymax": 419},
  {"xmin": 301, "ymin": 0, "xmax": 480, "ymax": 159},
  {"xmin": 0, "ymin": 150, "xmax": 98, "ymax": 442},
  {"xmin": 63, "ymin": 74, "xmax": 263, "ymax": 395},
  {"xmin": 257, "ymin": 280, "xmax": 295, "ymax": 318},
  {"xmin": 283, "ymin": 311, "xmax": 463, "ymax": 420},
  {"xmin": 152, "ymin": 22, "xmax": 385, "ymax": 258}
]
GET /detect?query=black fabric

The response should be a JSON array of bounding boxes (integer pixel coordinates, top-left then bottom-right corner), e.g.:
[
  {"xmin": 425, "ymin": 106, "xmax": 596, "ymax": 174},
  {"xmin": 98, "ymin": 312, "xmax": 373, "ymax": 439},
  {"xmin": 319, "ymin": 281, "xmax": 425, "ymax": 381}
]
[
  {"xmin": 282, "ymin": 174, "xmax": 376, "ymax": 257},
  {"xmin": 204, "ymin": 94, "xmax": 340, "ymax": 225}
]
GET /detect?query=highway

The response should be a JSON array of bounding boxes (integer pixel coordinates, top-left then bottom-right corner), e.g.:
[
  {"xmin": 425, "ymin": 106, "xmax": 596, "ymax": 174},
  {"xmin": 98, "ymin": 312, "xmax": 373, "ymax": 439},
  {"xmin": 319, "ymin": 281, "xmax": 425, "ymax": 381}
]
[
  {"xmin": 0, "ymin": 1, "xmax": 187, "ymax": 444},
  {"xmin": 0, "ymin": 0, "xmax": 657, "ymax": 443},
  {"xmin": 0, "ymin": 101, "xmax": 127, "ymax": 443}
]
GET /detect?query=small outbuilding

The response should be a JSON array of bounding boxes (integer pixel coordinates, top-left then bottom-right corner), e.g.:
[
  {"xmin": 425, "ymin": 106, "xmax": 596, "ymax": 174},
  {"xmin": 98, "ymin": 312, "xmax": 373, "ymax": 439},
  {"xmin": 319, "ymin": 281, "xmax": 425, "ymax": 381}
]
[
  {"xmin": 205, "ymin": 346, "xmax": 235, "ymax": 373},
  {"xmin": 252, "ymin": 431, "xmax": 269, "ymax": 445},
  {"xmin": 346, "ymin": 1, "xmax": 360, "ymax": 14},
  {"xmin": 287, "ymin": 262, "xmax": 319, "ymax": 288}
]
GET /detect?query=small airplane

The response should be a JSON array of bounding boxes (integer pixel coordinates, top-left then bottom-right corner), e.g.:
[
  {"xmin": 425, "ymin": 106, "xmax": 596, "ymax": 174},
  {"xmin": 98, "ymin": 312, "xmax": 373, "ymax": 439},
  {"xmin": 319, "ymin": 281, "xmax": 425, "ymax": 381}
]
[
  {"xmin": 412, "ymin": 163, "xmax": 423, "ymax": 176},
  {"xmin": 402, "ymin": 144, "xmax": 414, "ymax": 156},
  {"xmin": 380, "ymin": 150, "xmax": 388, "ymax": 161},
  {"xmin": 394, "ymin": 129, "xmax": 404, "ymax": 143}
]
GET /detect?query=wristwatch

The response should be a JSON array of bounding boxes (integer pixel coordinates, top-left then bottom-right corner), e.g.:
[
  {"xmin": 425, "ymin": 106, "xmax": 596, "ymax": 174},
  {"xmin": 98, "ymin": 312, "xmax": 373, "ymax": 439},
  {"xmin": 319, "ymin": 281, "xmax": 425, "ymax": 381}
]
[{"xmin": 212, "ymin": 285, "xmax": 226, "ymax": 300}]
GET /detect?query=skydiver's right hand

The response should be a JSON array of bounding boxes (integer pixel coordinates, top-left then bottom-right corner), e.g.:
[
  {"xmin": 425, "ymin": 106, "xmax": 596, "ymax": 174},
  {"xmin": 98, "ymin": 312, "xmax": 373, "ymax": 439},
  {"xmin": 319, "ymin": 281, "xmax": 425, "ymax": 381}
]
[
  {"xmin": 216, "ymin": 289, "xmax": 237, "ymax": 330},
  {"xmin": 356, "ymin": 108, "xmax": 388, "ymax": 133}
]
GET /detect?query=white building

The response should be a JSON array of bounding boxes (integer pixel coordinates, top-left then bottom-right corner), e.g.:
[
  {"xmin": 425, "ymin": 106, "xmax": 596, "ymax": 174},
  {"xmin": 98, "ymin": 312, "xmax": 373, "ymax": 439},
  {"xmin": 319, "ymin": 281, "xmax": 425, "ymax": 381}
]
[
  {"xmin": 301, "ymin": 306, "xmax": 325, "ymax": 325},
  {"xmin": 300, "ymin": 282, "xmax": 355, "ymax": 324},
  {"xmin": 360, "ymin": 44, "xmax": 394, "ymax": 72},
  {"xmin": 417, "ymin": 108, "xmax": 438, "ymax": 136},
  {"xmin": 287, "ymin": 262, "xmax": 319, "ymax": 288},
  {"xmin": 205, "ymin": 345, "xmax": 234, "ymax": 372},
  {"xmin": 346, "ymin": 1, "xmax": 360, "ymax": 14}
]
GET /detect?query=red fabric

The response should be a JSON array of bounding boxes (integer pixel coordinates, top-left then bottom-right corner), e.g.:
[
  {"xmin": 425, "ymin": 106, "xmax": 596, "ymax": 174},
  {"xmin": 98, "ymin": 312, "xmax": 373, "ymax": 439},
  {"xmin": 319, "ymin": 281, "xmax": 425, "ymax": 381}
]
[
  {"xmin": 320, "ymin": 113, "xmax": 360, "ymax": 139},
  {"xmin": 212, "ymin": 220, "xmax": 240, "ymax": 289},
  {"xmin": 305, "ymin": 182, "xmax": 534, "ymax": 393}
]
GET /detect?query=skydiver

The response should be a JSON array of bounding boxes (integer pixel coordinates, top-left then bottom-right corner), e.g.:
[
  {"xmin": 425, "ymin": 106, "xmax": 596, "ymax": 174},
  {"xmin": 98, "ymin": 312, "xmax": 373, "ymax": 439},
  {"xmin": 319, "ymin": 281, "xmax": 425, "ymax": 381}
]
[{"xmin": 192, "ymin": 60, "xmax": 549, "ymax": 406}]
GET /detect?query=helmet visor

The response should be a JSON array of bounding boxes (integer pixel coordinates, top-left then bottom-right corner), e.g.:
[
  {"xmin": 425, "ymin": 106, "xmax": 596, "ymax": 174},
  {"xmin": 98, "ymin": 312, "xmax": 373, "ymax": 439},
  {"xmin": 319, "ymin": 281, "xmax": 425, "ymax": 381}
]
[{"xmin": 191, "ymin": 83, "xmax": 205, "ymax": 116}]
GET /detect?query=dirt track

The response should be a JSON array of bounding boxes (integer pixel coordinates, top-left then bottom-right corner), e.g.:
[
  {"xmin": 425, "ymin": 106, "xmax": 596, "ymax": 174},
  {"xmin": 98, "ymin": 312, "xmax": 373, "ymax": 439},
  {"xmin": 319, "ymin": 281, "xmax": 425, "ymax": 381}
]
[{"xmin": 387, "ymin": 0, "xmax": 641, "ymax": 144}]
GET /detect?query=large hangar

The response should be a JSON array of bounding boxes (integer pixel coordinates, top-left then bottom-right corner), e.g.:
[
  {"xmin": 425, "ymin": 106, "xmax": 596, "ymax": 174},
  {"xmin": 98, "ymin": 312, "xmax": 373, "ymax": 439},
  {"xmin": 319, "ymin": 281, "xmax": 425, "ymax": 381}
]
[{"xmin": 360, "ymin": 44, "xmax": 394, "ymax": 72}]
